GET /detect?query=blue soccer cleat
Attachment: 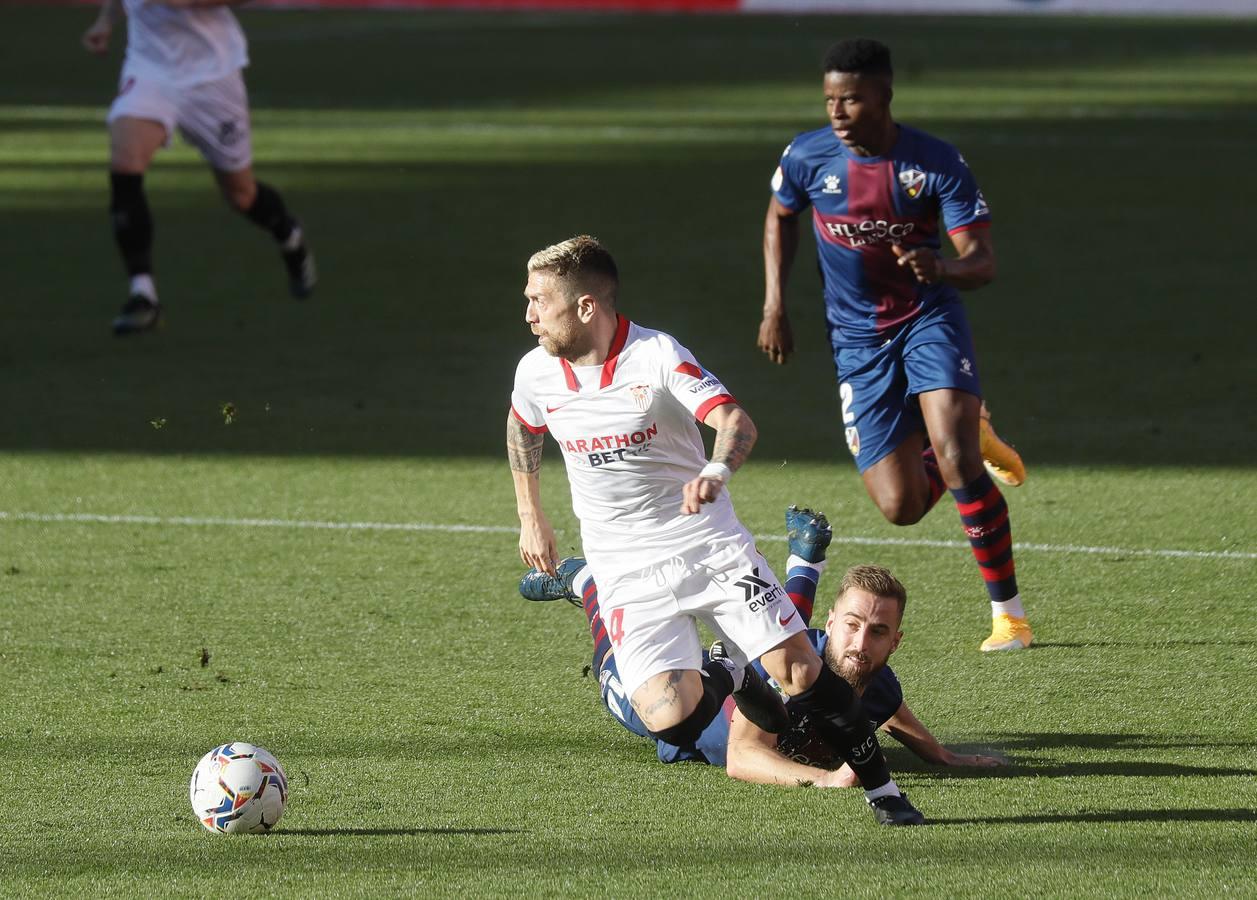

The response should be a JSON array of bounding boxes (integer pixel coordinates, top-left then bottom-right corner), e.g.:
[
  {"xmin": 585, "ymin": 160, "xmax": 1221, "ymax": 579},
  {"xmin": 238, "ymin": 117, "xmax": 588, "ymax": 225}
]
[
  {"xmin": 518, "ymin": 556, "xmax": 587, "ymax": 606},
  {"xmin": 785, "ymin": 505, "xmax": 833, "ymax": 564}
]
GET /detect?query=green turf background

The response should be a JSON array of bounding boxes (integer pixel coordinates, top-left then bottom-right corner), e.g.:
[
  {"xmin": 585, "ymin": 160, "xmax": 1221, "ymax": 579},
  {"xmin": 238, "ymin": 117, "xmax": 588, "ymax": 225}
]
[{"xmin": 1, "ymin": 7, "xmax": 1255, "ymax": 897}]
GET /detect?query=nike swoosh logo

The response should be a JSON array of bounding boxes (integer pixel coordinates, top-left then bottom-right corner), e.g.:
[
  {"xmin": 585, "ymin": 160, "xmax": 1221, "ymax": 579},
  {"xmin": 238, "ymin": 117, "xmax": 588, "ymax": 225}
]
[
  {"xmin": 546, "ymin": 403, "xmax": 569, "ymax": 413},
  {"xmin": 777, "ymin": 610, "xmax": 797, "ymax": 627}
]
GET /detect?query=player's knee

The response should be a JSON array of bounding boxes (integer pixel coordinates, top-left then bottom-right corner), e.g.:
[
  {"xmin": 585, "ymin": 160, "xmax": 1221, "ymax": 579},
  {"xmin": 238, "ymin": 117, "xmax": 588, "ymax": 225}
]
[
  {"xmin": 873, "ymin": 491, "xmax": 926, "ymax": 526},
  {"xmin": 646, "ymin": 704, "xmax": 709, "ymax": 746},
  {"xmin": 932, "ymin": 439, "xmax": 981, "ymax": 486},
  {"xmin": 761, "ymin": 637, "xmax": 821, "ymax": 694}
]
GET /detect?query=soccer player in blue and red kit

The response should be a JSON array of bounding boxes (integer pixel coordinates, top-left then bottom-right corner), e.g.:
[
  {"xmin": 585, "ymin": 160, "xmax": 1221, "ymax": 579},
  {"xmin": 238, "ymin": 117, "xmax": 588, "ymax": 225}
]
[{"xmin": 758, "ymin": 38, "xmax": 1032, "ymax": 651}]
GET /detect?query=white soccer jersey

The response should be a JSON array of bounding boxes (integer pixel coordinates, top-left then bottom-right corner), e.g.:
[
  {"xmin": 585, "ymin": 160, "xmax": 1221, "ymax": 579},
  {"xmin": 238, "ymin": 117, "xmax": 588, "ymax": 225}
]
[
  {"xmin": 122, "ymin": 0, "xmax": 248, "ymax": 88},
  {"xmin": 511, "ymin": 317, "xmax": 748, "ymax": 577}
]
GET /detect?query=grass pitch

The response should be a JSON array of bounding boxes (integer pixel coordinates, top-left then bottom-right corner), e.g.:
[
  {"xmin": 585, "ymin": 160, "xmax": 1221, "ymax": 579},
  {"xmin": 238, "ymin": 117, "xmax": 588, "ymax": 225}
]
[{"xmin": 1, "ymin": 8, "xmax": 1256, "ymax": 897}]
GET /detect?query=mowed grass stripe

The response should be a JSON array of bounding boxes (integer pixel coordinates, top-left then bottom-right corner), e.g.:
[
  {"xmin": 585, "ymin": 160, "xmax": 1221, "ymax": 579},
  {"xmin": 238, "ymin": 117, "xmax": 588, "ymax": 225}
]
[{"xmin": 3, "ymin": 509, "xmax": 1253, "ymax": 560}]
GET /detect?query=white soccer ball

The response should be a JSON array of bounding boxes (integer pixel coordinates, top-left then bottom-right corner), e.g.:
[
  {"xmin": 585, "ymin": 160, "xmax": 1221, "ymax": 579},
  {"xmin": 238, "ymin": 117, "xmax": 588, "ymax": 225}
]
[{"xmin": 189, "ymin": 742, "xmax": 289, "ymax": 834}]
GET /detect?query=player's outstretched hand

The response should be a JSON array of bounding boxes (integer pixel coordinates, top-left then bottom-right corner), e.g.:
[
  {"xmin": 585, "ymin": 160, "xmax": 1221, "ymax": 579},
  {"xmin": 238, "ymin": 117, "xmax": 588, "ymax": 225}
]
[
  {"xmin": 757, "ymin": 311, "xmax": 793, "ymax": 365},
  {"xmin": 680, "ymin": 475, "xmax": 724, "ymax": 515},
  {"xmin": 940, "ymin": 750, "xmax": 1006, "ymax": 768},
  {"xmin": 518, "ymin": 515, "xmax": 559, "ymax": 577},
  {"xmin": 81, "ymin": 18, "xmax": 112, "ymax": 54},
  {"xmin": 891, "ymin": 243, "xmax": 944, "ymax": 285}
]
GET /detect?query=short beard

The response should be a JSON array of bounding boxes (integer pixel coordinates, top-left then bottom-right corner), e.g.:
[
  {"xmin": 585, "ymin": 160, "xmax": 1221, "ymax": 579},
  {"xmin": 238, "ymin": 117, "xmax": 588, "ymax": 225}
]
[
  {"xmin": 539, "ymin": 323, "xmax": 593, "ymax": 361},
  {"xmin": 824, "ymin": 641, "xmax": 877, "ymax": 693}
]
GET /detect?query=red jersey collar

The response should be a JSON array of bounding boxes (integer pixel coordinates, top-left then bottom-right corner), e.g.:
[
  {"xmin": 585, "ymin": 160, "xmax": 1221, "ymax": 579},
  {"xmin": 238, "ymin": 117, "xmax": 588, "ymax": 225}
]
[{"xmin": 559, "ymin": 315, "xmax": 631, "ymax": 392}]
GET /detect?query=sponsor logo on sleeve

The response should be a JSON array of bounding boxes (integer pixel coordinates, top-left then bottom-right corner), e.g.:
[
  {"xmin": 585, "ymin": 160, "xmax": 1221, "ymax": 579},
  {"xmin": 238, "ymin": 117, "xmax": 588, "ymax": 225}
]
[{"xmin": 974, "ymin": 190, "xmax": 990, "ymax": 216}]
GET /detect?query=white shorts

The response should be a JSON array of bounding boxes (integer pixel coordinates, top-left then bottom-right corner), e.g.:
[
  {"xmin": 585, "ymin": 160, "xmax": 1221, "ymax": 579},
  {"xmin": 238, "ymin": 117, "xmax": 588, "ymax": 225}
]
[
  {"xmin": 107, "ymin": 66, "xmax": 252, "ymax": 172},
  {"xmin": 595, "ymin": 536, "xmax": 805, "ymax": 700}
]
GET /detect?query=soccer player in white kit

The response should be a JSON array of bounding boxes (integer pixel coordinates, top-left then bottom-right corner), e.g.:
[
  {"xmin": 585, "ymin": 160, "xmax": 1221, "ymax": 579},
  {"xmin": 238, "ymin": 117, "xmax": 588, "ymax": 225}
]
[
  {"xmin": 81, "ymin": 0, "xmax": 316, "ymax": 335},
  {"xmin": 507, "ymin": 235, "xmax": 924, "ymax": 825}
]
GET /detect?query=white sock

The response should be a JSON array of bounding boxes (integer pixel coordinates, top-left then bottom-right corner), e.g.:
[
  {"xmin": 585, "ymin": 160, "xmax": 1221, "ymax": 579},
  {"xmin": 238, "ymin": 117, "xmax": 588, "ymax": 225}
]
[
  {"xmin": 129, "ymin": 274, "xmax": 157, "ymax": 302},
  {"xmin": 786, "ymin": 554, "xmax": 827, "ymax": 577},
  {"xmin": 992, "ymin": 595, "xmax": 1025, "ymax": 619},
  {"xmin": 864, "ymin": 779, "xmax": 900, "ymax": 802},
  {"xmin": 281, "ymin": 225, "xmax": 303, "ymax": 252},
  {"xmin": 569, "ymin": 565, "xmax": 593, "ymax": 599}
]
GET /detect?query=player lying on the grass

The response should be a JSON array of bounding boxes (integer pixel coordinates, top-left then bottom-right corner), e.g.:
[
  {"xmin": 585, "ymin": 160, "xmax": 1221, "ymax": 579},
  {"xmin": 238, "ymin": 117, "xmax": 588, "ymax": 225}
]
[
  {"xmin": 508, "ymin": 235, "xmax": 922, "ymax": 824},
  {"xmin": 757, "ymin": 38, "xmax": 1031, "ymax": 651},
  {"xmin": 82, "ymin": 0, "xmax": 316, "ymax": 336},
  {"xmin": 521, "ymin": 507, "xmax": 1003, "ymax": 785}
]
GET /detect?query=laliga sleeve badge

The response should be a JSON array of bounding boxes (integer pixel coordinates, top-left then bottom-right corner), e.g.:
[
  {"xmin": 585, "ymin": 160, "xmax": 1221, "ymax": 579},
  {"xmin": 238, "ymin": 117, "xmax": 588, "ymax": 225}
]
[{"xmin": 845, "ymin": 426, "xmax": 861, "ymax": 458}]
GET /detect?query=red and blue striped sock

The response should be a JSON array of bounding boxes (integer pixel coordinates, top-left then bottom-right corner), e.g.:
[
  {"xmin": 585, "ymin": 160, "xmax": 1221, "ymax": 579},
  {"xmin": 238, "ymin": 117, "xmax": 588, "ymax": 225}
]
[
  {"xmin": 921, "ymin": 446, "xmax": 947, "ymax": 512},
  {"xmin": 951, "ymin": 471, "xmax": 1021, "ymax": 610},
  {"xmin": 581, "ymin": 579, "xmax": 614, "ymax": 672}
]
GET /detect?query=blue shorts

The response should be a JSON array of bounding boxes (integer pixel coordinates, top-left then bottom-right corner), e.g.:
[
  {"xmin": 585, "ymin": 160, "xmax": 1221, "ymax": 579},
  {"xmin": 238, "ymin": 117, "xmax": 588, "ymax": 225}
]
[
  {"xmin": 598, "ymin": 652, "xmax": 731, "ymax": 767},
  {"xmin": 832, "ymin": 301, "xmax": 982, "ymax": 473}
]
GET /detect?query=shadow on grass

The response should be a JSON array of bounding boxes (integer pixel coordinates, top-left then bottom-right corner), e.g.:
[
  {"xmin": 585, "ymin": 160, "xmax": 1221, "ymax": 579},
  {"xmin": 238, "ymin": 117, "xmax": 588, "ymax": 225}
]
[
  {"xmin": 932, "ymin": 808, "xmax": 1257, "ymax": 827},
  {"xmin": 899, "ymin": 760, "xmax": 1255, "ymax": 780},
  {"xmin": 279, "ymin": 827, "xmax": 522, "ymax": 837},
  {"xmin": 980, "ymin": 732, "xmax": 1257, "ymax": 753},
  {"xmin": 1035, "ymin": 641, "xmax": 1257, "ymax": 650}
]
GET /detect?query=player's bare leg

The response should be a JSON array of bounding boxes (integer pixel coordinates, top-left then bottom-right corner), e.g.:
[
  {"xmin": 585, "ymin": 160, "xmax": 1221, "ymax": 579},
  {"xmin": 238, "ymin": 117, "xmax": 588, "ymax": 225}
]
[
  {"xmin": 108, "ymin": 116, "xmax": 166, "ymax": 335},
  {"xmin": 215, "ymin": 166, "xmax": 316, "ymax": 299},
  {"xmin": 920, "ymin": 388, "xmax": 1032, "ymax": 651},
  {"xmin": 858, "ymin": 431, "xmax": 938, "ymax": 526},
  {"xmin": 629, "ymin": 669, "xmax": 708, "ymax": 735}
]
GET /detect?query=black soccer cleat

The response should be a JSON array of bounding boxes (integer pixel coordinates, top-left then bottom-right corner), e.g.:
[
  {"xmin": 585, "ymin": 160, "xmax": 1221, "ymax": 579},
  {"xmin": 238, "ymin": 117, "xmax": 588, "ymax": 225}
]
[
  {"xmin": 710, "ymin": 641, "xmax": 791, "ymax": 734},
  {"xmin": 282, "ymin": 226, "xmax": 317, "ymax": 299},
  {"xmin": 867, "ymin": 792, "xmax": 925, "ymax": 826},
  {"xmin": 112, "ymin": 294, "xmax": 162, "ymax": 336}
]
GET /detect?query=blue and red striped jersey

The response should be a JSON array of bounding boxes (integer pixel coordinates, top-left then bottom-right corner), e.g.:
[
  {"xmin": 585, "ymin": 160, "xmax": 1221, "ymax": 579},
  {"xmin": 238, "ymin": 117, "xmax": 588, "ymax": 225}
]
[{"xmin": 772, "ymin": 123, "xmax": 991, "ymax": 348}]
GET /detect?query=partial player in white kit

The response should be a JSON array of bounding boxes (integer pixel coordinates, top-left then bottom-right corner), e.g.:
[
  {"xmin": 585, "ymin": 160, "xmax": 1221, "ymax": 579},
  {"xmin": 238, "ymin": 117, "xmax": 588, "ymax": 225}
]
[
  {"xmin": 507, "ymin": 235, "xmax": 924, "ymax": 825},
  {"xmin": 81, "ymin": 0, "xmax": 316, "ymax": 336}
]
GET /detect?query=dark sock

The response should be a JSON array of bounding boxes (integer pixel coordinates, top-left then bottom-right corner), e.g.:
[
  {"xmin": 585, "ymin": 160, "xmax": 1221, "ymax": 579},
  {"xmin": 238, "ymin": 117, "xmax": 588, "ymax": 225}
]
[
  {"xmin": 109, "ymin": 171, "xmax": 153, "ymax": 277},
  {"xmin": 245, "ymin": 181, "xmax": 297, "ymax": 243},
  {"xmin": 647, "ymin": 663, "xmax": 734, "ymax": 746},
  {"xmin": 790, "ymin": 664, "xmax": 892, "ymax": 790},
  {"xmin": 921, "ymin": 446, "xmax": 948, "ymax": 511},
  {"xmin": 952, "ymin": 471, "xmax": 1019, "ymax": 602}
]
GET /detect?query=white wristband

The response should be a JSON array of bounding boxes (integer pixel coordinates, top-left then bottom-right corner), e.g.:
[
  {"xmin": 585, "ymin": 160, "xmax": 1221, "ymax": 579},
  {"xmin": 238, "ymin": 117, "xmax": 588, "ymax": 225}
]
[{"xmin": 699, "ymin": 462, "xmax": 732, "ymax": 483}]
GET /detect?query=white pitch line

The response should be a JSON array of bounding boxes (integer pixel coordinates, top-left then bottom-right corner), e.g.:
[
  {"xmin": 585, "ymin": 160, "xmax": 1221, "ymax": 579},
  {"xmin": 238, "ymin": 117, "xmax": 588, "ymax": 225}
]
[{"xmin": 1, "ymin": 510, "xmax": 1254, "ymax": 562}]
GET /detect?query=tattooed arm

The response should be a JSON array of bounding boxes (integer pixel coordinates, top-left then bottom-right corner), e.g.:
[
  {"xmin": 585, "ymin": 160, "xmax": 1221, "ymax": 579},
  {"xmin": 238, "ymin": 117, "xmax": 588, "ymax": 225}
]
[
  {"xmin": 507, "ymin": 411, "xmax": 558, "ymax": 575},
  {"xmin": 680, "ymin": 403, "xmax": 758, "ymax": 515}
]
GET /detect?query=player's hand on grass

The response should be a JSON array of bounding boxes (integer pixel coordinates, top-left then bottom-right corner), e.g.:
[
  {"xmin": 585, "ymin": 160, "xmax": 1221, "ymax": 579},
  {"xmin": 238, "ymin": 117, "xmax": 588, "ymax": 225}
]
[
  {"xmin": 891, "ymin": 244, "xmax": 944, "ymax": 285},
  {"xmin": 757, "ymin": 311, "xmax": 793, "ymax": 365},
  {"xmin": 518, "ymin": 513, "xmax": 559, "ymax": 576},
  {"xmin": 82, "ymin": 18, "xmax": 113, "ymax": 54},
  {"xmin": 816, "ymin": 764, "xmax": 860, "ymax": 788},
  {"xmin": 680, "ymin": 475, "xmax": 725, "ymax": 515},
  {"xmin": 940, "ymin": 749, "xmax": 1006, "ymax": 768}
]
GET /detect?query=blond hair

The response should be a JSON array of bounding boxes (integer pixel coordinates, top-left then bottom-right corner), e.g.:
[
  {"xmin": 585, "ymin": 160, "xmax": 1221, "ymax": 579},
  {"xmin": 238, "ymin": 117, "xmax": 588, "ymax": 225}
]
[
  {"xmin": 527, "ymin": 235, "xmax": 619, "ymax": 305},
  {"xmin": 837, "ymin": 564, "xmax": 907, "ymax": 614}
]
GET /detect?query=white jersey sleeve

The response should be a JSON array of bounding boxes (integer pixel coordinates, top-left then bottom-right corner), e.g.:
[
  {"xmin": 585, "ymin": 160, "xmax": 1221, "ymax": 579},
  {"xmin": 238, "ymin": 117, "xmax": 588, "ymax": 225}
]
[
  {"xmin": 655, "ymin": 336, "xmax": 738, "ymax": 423},
  {"xmin": 510, "ymin": 355, "xmax": 548, "ymax": 435}
]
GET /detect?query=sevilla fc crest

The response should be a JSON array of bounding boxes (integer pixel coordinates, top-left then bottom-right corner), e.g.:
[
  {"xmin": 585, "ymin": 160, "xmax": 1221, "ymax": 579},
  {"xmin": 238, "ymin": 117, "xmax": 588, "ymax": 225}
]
[
  {"xmin": 898, "ymin": 168, "xmax": 926, "ymax": 199},
  {"xmin": 630, "ymin": 384, "xmax": 653, "ymax": 412}
]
